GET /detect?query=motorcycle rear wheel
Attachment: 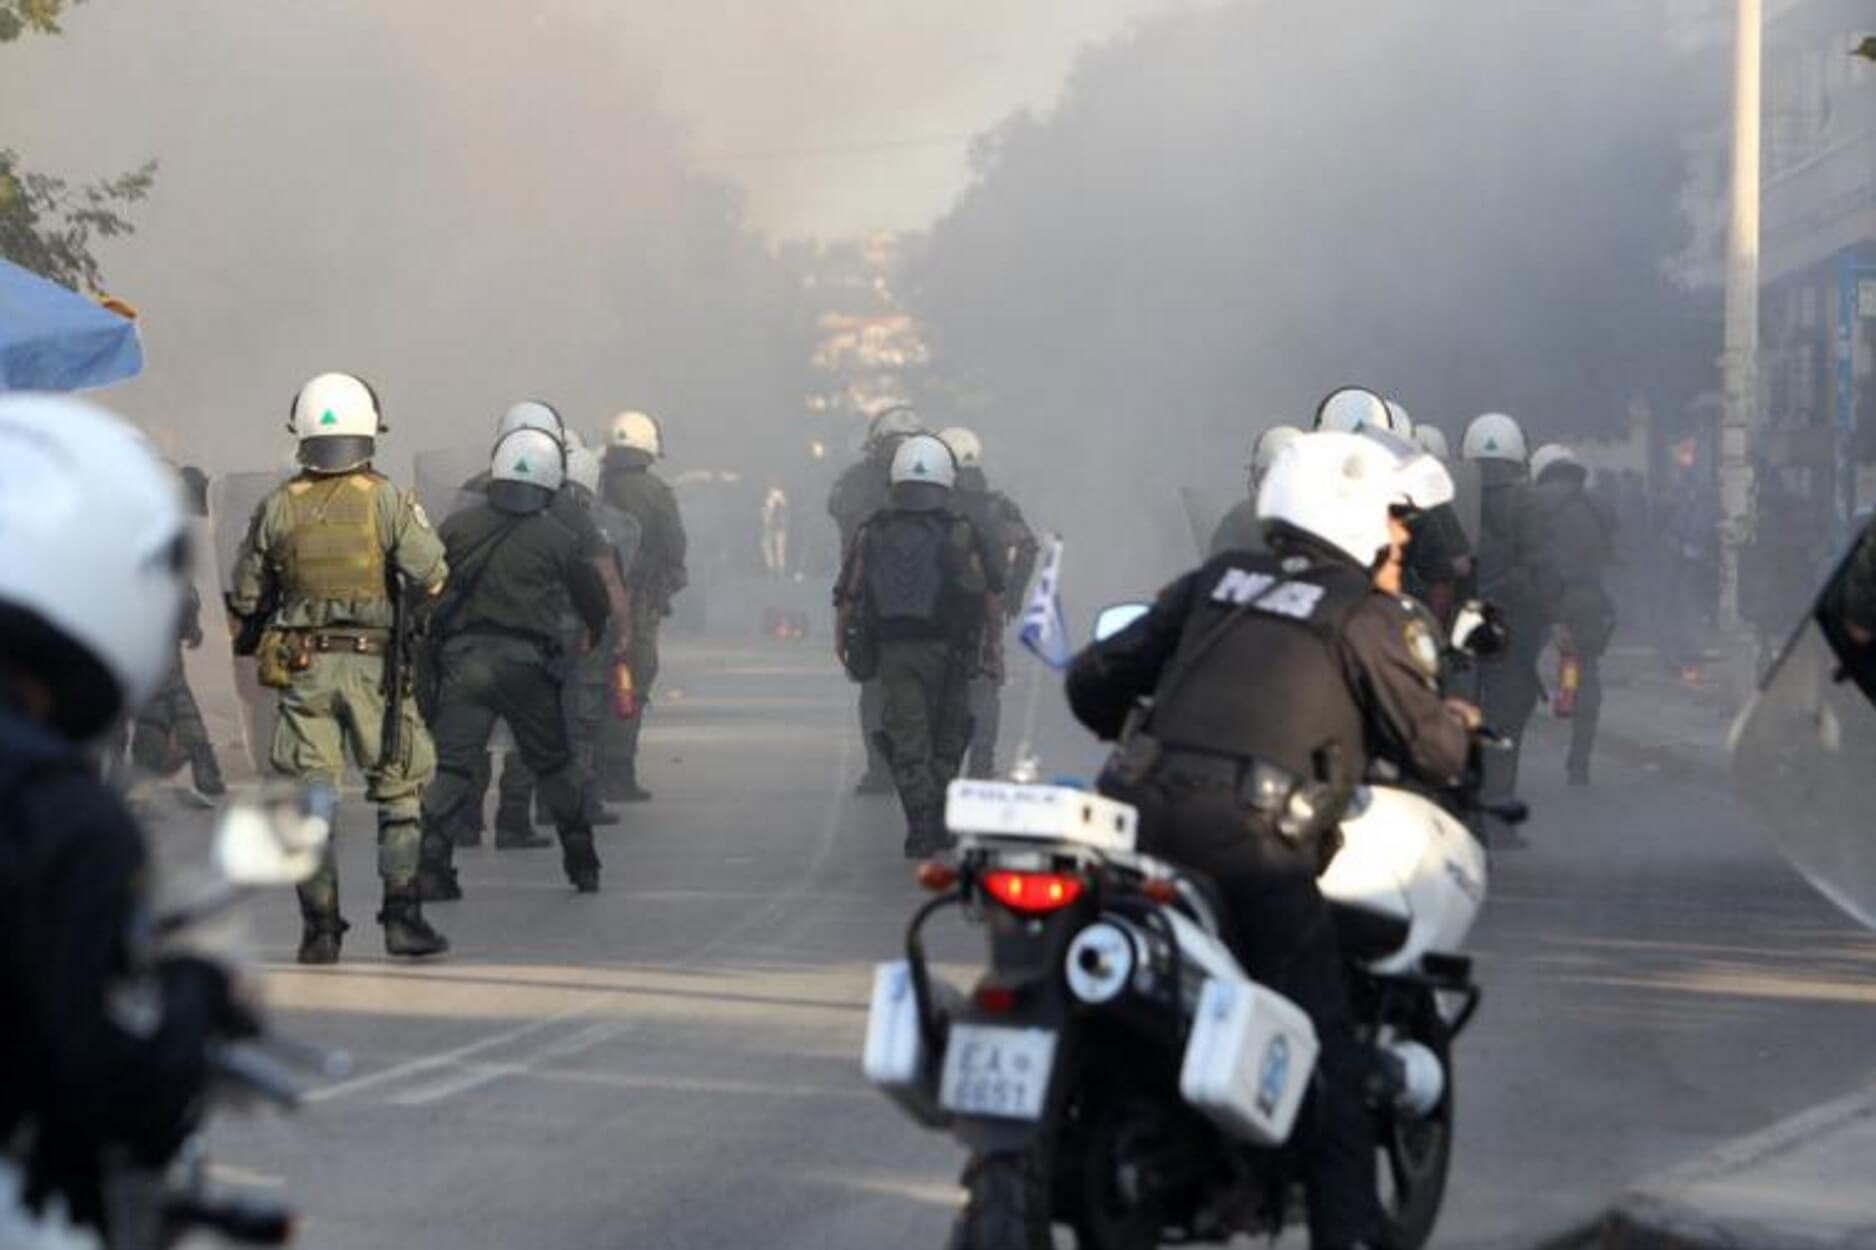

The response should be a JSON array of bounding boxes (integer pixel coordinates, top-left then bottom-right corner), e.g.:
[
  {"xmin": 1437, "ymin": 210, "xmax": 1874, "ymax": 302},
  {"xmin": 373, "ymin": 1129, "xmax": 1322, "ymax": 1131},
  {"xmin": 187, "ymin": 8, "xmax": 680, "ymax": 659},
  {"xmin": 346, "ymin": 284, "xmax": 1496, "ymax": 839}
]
[{"xmin": 948, "ymin": 1150, "xmax": 1054, "ymax": 1250}]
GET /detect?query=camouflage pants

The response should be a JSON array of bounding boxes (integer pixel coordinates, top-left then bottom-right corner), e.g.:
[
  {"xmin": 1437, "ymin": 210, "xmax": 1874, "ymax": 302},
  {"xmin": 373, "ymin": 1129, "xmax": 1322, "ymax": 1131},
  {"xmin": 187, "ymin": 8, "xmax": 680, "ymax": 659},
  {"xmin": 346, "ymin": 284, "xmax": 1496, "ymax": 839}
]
[
  {"xmin": 270, "ymin": 651, "xmax": 435, "ymax": 916},
  {"xmin": 876, "ymin": 640, "xmax": 972, "ymax": 823}
]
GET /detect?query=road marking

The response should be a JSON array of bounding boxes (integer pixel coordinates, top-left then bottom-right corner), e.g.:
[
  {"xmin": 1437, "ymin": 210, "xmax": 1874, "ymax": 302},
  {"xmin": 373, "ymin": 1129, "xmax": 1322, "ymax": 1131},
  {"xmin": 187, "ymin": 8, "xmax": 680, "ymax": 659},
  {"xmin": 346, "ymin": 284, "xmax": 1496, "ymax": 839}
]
[
  {"xmin": 390, "ymin": 1018, "xmax": 638, "ymax": 1107},
  {"xmin": 306, "ymin": 994, "xmax": 609, "ymax": 1105}
]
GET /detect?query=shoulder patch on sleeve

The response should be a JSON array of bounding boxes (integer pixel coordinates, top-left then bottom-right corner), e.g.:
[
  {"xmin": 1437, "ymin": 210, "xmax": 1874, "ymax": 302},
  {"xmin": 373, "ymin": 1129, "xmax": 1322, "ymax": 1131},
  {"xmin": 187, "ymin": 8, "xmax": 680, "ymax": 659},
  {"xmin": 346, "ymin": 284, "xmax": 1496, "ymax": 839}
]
[{"xmin": 1404, "ymin": 616, "xmax": 1441, "ymax": 677}]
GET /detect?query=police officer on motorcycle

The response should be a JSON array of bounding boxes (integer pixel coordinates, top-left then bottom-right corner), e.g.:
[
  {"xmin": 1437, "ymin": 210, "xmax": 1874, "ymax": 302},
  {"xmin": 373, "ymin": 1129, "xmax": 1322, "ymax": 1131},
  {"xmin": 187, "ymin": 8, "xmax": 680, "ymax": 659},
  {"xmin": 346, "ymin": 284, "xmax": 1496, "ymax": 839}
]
[
  {"xmin": 1065, "ymin": 427, "xmax": 1477, "ymax": 1250},
  {"xmin": 0, "ymin": 395, "xmax": 251, "ymax": 1233}
]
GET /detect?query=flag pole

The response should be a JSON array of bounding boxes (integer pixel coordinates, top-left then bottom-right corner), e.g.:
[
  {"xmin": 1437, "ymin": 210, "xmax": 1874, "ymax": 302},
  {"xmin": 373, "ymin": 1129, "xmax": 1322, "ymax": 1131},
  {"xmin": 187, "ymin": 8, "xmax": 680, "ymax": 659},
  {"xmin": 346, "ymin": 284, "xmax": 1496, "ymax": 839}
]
[{"xmin": 1009, "ymin": 532, "xmax": 1067, "ymax": 783}]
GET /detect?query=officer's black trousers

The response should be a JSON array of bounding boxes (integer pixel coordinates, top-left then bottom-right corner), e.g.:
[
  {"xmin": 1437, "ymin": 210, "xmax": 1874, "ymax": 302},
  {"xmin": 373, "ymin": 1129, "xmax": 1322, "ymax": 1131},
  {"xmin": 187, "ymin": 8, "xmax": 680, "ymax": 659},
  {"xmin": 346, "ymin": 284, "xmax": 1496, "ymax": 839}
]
[
  {"xmin": 1130, "ymin": 772, "xmax": 1380, "ymax": 1248},
  {"xmin": 420, "ymin": 636, "xmax": 595, "ymax": 873}
]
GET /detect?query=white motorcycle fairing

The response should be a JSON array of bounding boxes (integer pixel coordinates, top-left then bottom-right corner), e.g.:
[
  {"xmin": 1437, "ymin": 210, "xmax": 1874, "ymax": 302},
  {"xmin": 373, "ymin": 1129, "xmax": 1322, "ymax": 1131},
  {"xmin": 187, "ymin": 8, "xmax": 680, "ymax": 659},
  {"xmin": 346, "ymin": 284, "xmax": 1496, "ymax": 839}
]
[{"xmin": 1318, "ymin": 785, "xmax": 1487, "ymax": 975}]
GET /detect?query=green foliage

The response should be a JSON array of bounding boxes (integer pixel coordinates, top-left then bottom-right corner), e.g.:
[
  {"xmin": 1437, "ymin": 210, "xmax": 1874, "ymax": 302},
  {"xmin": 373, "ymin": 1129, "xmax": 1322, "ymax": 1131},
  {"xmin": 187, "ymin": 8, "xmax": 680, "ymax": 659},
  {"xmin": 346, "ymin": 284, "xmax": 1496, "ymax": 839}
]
[
  {"xmin": 1, "ymin": 1, "xmax": 155, "ymax": 292},
  {"xmin": 0, "ymin": 0, "xmax": 77, "ymax": 43},
  {"xmin": 0, "ymin": 153, "xmax": 155, "ymax": 290}
]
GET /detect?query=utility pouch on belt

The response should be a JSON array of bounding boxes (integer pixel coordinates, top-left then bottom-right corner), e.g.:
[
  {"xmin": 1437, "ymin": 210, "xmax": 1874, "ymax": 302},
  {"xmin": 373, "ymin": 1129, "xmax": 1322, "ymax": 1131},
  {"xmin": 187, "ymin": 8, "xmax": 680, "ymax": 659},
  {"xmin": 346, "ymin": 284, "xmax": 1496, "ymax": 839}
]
[
  {"xmin": 256, "ymin": 631, "xmax": 313, "ymax": 689},
  {"xmin": 1102, "ymin": 712, "xmax": 1163, "ymax": 788},
  {"xmin": 841, "ymin": 613, "xmax": 879, "ymax": 683}
]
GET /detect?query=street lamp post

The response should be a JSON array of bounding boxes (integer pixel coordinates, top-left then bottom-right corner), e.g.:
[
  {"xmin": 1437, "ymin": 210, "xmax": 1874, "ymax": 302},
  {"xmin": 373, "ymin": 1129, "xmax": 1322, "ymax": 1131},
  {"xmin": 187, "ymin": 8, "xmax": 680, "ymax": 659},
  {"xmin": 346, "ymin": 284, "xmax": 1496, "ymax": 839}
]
[{"xmin": 1717, "ymin": 0, "xmax": 1761, "ymax": 636}]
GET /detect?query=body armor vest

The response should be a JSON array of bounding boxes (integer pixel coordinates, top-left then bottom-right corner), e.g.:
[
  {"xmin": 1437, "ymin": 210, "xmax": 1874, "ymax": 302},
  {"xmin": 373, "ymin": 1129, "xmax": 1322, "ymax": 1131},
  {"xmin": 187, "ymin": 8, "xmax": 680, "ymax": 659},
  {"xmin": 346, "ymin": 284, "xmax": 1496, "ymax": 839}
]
[
  {"xmin": 864, "ymin": 511, "xmax": 949, "ymax": 638},
  {"xmin": 1148, "ymin": 551, "xmax": 1371, "ymax": 785},
  {"xmin": 277, "ymin": 473, "xmax": 387, "ymax": 603}
]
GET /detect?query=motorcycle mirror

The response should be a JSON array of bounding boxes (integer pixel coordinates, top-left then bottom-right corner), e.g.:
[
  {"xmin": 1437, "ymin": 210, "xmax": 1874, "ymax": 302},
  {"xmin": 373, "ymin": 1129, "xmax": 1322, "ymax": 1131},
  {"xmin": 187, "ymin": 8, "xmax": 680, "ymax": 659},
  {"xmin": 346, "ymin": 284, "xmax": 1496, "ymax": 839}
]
[
  {"xmin": 1092, "ymin": 602, "xmax": 1151, "ymax": 642},
  {"xmin": 1451, "ymin": 599, "xmax": 1508, "ymax": 658},
  {"xmin": 214, "ymin": 784, "xmax": 336, "ymax": 887}
]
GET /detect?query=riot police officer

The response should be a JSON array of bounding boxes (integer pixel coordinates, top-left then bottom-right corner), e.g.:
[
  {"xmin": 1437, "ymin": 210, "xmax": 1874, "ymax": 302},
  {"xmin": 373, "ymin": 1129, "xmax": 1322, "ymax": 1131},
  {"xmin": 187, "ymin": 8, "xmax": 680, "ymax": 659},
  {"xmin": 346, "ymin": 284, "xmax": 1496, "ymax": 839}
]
[
  {"xmin": 1066, "ymin": 428, "xmax": 1476, "ymax": 1250},
  {"xmin": 417, "ymin": 428, "xmax": 613, "ymax": 899},
  {"xmin": 499, "ymin": 439, "xmax": 643, "ymax": 831},
  {"xmin": 596, "ymin": 410, "xmax": 686, "ymax": 802},
  {"xmin": 0, "ymin": 396, "xmax": 249, "ymax": 1231},
  {"xmin": 1531, "ymin": 443, "xmax": 1616, "ymax": 785},
  {"xmin": 1209, "ymin": 424, "xmax": 1301, "ymax": 555},
  {"xmin": 228, "ymin": 373, "xmax": 450, "ymax": 963},
  {"xmin": 1462, "ymin": 411, "xmax": 1545, "ymax": 845},
  {"xmin": 829, "ymin": 405, "xmax": 923, "ymax": 794},
  {"xmin": 937, "ymin": 426, "xmax": 1039, "ymax": 778},
  {"xmin": 834, "ymin": 433, "xmax": 1003, "ymax": 855}
]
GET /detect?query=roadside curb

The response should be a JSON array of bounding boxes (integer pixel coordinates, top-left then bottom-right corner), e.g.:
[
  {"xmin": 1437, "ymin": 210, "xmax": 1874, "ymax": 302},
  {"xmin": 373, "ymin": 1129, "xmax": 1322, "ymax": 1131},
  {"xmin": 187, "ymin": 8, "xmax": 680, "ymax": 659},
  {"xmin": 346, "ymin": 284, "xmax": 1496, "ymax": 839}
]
[{"xmin": 1533, "ymin": 1086, "xmax": 1876, "ymax": 1250}]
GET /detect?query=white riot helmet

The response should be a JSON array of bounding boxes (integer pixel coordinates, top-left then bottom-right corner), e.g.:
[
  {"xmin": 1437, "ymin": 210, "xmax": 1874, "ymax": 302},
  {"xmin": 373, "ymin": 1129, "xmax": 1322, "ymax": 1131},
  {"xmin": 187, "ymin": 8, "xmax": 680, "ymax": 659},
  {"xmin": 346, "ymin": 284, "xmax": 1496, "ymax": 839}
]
[
  {"xmin": 1250, "ymin": 424, "xmax": 1303, "ymax": 481},
  {"xmin": 1462, "ymin": 413, "xmax": 1529, "ymax": 464},
  {"xmin": 1257, "ymin": 429, "xmax": 1454, "ymax": 568},
  {"xmin": 1383, "ymin": 400, "xmax": 1416, "ymax": 440},
  {"xmin": 496, "ymin": 401, "xmax": 568, "ymax": 460},
  {"xmin": 0, "ymin": 395, "xmax": 191, "ymax": 739},
  {"xmin": 489, "ymin": 427, "xmax": 566, "ymax": 514},
  {"xmin": 890, "ymin": 433, "xmax": 958, "ymax": 490},
  {"xmin": 1530, "ymin": 442, "xmax": 1585, "ymax": 484},
  {"xmin": 1313, "ymin": 386, "xmax": 1393, "ymax": 434},
  {"xmin": 289, "ymin": 372, "xmax": 383, "ymax": 473},
  {"xmin": 868, "ymin": 405, "xmax": 922, "ymax": 446},
  {"xmin": 608, "ymin": 410, "xmax": 664, "ymax": 460},
  {"xmin": 937, "ymin": 426, "xmax": 984, "ymax": 470},
  {"xmin": 1413, "ymin": 425, "xmax": 1452, "ymax": 461},
  {"xmin": 566, "ymin": 441, "xmax": 602, "ymax": 496}
]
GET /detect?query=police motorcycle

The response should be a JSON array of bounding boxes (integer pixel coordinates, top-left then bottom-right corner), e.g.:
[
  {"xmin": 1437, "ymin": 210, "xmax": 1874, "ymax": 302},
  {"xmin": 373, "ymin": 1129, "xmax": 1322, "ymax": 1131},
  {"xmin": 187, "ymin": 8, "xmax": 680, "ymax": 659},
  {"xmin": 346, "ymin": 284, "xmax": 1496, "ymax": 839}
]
[
  {"xmin": 5, "ymin": 789, "xmax": 347, "ymax": 1250},
  {"xmin": 864, "ymin": 603, "xmax": 1519, "ymax": 1250}
]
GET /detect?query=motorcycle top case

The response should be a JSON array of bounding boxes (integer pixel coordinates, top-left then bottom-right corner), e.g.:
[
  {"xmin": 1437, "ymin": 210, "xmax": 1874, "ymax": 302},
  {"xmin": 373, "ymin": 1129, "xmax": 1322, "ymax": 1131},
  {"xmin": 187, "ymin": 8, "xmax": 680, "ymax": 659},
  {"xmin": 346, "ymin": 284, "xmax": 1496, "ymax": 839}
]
[
  {"xmin": 945, "ymin": 780, "xmax": 1138, "ymax": 852},
  {"xmin": 1178, "ymin": 977, "xmax": 1319, "ymax": 1147}
]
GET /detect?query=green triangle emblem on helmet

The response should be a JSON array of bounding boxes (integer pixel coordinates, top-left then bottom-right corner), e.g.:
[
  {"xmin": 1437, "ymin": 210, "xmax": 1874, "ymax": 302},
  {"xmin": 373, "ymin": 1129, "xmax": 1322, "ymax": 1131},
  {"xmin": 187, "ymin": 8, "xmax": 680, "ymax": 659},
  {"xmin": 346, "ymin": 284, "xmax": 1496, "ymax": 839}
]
[
  {"xmin": 319, "ymin": 408, "xmax": 338, "ymax": 427},
  {"xmin": 515, "ymin": 458, "xmax": 531, "ymax": 475},
  {"xmin": 1485, "ymin": 437, "xmax": 1499, "ymax": 451}
]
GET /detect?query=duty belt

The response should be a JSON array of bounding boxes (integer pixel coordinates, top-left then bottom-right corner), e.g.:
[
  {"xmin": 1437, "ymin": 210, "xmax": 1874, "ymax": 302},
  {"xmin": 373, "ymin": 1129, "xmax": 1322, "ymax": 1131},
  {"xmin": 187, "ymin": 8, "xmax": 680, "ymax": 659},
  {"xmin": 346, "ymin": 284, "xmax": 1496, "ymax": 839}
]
[
  {"xmin": 310, "ymin": 628, "xmax": 391, "ymax": 656},
  {"xmin": 1157, "ymin": 747, "xmax": 1332, "ymax": 844}
]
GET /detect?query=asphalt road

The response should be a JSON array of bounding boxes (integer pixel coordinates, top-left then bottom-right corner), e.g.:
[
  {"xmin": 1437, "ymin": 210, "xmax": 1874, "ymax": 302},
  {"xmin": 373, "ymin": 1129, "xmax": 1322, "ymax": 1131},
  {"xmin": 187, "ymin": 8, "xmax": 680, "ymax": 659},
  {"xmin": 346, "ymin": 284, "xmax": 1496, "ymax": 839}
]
[{"xmin": 156, "ymin": 636, "xmax": 1876, "ymax": 1250}]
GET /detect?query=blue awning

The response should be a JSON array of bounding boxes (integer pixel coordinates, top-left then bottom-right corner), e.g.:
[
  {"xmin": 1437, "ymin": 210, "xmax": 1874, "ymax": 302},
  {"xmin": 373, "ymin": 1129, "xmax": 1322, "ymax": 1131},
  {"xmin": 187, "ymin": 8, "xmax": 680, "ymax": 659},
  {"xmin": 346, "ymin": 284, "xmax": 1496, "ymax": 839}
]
[{"xmin": 0, "ymin": 259, "xmax": 144, "ymax": 392}]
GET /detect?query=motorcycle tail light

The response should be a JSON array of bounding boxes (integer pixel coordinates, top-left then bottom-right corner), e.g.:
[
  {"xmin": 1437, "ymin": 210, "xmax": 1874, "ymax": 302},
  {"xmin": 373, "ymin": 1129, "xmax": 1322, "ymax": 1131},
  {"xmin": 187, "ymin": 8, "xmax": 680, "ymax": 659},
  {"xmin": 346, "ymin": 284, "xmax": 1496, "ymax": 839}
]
[
  {"xmin": 982, "ymin": 870, "xmax": 1085, "ymax": 915},
  {"xmin": 974, "ymin": 985, "xmax": 1019, "ymax": 1013}
]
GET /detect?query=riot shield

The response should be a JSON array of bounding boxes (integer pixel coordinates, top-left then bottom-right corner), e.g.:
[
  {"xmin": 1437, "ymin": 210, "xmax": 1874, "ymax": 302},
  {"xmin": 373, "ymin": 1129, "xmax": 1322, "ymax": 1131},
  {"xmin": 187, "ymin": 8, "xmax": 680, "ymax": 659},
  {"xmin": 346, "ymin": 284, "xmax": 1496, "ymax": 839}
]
[
  {"xmin": 1732, "ymin": 545, "xmax": 1876, "ymax": 929},
  {"xmin": 209, "ymin": 470, "xmax": 288, "ymax": 775},
  {"xmin": 412, "ymin": 445, "xmax": 488, "ymax": 525}
]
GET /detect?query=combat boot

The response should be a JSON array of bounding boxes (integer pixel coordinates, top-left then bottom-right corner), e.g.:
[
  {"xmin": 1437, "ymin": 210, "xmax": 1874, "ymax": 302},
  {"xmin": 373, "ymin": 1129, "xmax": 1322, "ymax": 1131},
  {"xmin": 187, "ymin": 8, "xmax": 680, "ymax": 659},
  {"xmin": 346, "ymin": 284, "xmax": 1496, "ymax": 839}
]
[
  {"xmin": 416, "ymin": 834, "xmax": 464, "ymax": 902},
  {"xmin": 297, "ymin": 915, "xmax": 350, "ymax": 965},
  {"xmin": 562, "ymin": 832, "xmax": 601, "ymax": 894},
  {"xmin": 378, "ymin": 886, "xmax": 450, "ymax": 958}
]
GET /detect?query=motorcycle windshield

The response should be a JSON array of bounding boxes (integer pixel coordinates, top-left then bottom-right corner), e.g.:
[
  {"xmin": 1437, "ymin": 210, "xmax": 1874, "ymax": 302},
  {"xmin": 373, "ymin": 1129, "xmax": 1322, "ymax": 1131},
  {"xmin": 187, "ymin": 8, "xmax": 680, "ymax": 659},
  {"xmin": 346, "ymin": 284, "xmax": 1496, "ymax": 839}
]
[{"xmin": 1732, "ymin": 545, "xmax": 1876, "ymax": 930}]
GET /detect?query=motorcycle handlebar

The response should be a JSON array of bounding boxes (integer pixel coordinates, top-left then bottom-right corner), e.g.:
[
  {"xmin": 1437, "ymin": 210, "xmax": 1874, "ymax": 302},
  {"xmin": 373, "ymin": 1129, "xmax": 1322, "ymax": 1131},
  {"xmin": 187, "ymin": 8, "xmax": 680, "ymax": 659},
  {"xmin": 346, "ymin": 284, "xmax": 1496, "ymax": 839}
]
[{"xmin": 209, "ymin": 1043, "xmax": 306, "ymax": 1111}]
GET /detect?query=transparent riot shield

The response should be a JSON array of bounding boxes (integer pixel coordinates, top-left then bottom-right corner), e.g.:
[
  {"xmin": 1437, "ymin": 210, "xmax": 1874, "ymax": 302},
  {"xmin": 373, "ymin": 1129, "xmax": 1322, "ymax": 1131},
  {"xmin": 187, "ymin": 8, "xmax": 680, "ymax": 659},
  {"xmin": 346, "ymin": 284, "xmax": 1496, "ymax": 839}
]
[
  {"xmin": 1732, "ymin": 547, "xmax": 1876, "ymax": 929},
  {"xmin": 209, "ymin": 470, "xmax": 288, "ymax": 775},
  {"xmin": 411, "ymin": 445, "xmax": 488, "ymax": 526},
  {"xmin": 595, "ymin": 500, "xmax": 643, "ymax": 581}
]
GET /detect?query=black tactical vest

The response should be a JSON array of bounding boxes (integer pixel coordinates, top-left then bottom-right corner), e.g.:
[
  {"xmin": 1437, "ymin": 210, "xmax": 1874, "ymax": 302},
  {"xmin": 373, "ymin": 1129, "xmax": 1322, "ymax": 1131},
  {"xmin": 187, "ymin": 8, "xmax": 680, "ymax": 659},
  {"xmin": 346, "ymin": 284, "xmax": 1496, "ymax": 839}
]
[
  {"xmin": 1148, "ymin": 550, "xmax": 1371, "ymax": 785},
  {"xmin": 864, "ymin": 510, "xmax": 951, "ymax": 639}
]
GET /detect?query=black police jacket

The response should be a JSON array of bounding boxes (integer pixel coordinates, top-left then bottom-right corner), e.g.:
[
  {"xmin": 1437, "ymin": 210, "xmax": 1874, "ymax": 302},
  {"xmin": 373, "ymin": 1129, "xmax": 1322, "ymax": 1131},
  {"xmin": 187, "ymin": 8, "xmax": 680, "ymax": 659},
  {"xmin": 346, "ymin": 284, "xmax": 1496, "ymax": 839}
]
[
  {"xmin": 1066, "ymin": 538, "xmax": 1471, "ymax": 791},
  {"xmin": 0, "ymin": 705, "xmax": 231, "ymax": 1228}
]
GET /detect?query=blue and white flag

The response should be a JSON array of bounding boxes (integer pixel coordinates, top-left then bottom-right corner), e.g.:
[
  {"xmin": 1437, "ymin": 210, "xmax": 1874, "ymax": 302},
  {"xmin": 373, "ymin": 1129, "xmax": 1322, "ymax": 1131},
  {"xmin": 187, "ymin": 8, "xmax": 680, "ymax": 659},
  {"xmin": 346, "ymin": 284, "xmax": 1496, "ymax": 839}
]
[{"xmin": 1019, "ymin": 535, "xmax": 1071, "ymax": 670}]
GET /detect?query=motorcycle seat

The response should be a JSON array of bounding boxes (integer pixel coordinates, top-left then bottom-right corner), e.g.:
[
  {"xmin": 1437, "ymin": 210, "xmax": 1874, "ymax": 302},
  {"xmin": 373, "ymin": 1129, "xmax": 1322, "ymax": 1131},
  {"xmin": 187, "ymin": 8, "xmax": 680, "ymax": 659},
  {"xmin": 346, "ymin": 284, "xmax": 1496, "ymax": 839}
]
[{"xmin": 1328, "ymin": 900, "xmax": 1411, "ymax": 961}]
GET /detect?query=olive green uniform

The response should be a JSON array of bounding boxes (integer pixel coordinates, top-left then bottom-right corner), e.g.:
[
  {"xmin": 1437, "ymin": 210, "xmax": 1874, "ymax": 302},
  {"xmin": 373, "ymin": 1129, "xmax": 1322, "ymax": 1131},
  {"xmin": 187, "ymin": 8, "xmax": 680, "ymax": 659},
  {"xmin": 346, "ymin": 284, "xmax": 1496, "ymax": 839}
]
[
  {"xmin": 128, "ymin": 586, "xmax": 225, "ymax": 796},
  {"xmin": 228, "ymin": 470, "xmax": 447, "ymax": 926},
  {"xmin": 596, "ymin": 454, "xmax": 687, "ymax": 797},
  {"xmin": 836, "ymin": 498, "xmax": 999, "ymax": 852}
]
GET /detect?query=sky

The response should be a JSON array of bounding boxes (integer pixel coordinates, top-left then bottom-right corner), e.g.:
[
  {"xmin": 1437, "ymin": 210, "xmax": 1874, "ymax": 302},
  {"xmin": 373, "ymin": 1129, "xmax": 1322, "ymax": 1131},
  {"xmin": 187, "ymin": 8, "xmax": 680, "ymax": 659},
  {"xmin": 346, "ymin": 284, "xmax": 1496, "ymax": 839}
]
[{"xmin": 4, "ymin": 0, "xmax": 1185, "ymax": 240}]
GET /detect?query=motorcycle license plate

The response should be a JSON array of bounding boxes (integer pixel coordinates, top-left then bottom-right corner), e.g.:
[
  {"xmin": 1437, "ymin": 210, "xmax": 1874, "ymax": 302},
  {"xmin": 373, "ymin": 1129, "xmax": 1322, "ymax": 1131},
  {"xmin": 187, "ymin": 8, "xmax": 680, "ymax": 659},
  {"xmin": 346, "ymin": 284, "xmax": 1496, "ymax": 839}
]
[{"xmin": 938, "ymin": 1025, "xmax": 1057, "ymax": 1120}]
